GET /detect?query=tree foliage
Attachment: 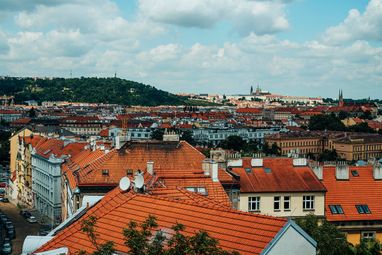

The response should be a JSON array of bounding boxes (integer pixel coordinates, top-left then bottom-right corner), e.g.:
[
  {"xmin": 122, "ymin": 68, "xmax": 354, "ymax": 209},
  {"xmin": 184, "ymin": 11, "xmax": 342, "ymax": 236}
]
[
  {"xmin": 309, "ymin": 114, "xmax": 347, "ymax": 131},
  {"xmin": 296, "ymin": 214, "xmax": 381, "ymax": 255},
  {"xmin": 0, "ymin": 77, "xmax": 187, "ymax": 106},
  {"xmin": 79, "ymin": 215, "xmax": 239, "ymax": 255},
  {"xmin": 296, "ymin": 214, "xmax": 353, "ymax": 255}
]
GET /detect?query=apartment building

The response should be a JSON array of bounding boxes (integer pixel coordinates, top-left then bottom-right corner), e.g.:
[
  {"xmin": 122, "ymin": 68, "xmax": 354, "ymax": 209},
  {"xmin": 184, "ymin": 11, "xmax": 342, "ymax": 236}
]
[
  {"xmin": 319, "ymin": 163, "xmax": 382, "ymax": 245},
  {"xmin": 266, "ymin": 131, "xmax": 382, "ymax": 161},
  {"xmin": 31, "ymin": 139, "xmax": 84, "ymax": 225},
  {"xmin": 229, "ymin": 157, "xmax": 326, "ymax": 218},
  {"xmin": 59, "ymin": 116, "xmax": 108, "ymax": 136}
]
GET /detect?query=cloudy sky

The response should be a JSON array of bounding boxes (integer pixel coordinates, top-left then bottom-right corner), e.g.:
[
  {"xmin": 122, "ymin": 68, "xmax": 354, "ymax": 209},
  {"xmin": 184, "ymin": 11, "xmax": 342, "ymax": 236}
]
[{"xmin": 0, "ymin": 0, "xmax": 381, "ymax": 98}]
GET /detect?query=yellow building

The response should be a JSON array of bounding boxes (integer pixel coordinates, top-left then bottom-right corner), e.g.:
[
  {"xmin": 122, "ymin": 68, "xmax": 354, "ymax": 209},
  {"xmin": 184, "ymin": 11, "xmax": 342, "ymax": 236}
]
[{"xmin": 8, "ymin": 128, "xmax": 33, "ymax": 201}]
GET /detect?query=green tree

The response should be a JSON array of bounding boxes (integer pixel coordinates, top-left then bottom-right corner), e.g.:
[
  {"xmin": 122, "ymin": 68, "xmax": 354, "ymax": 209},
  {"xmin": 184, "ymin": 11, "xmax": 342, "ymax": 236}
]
[
  {"xmin": 151, "ymin": 129, "xmax": 164, "ymax": 140},
  {"xmin": 79, "ymin": 215, "xmax": 240, "ymax": 255},
  {"xmin": 354, "ymin": 239, "xmax": 381, "ymax": 255},
  {"xmin": 338, "ymin": 111, "xmax": 349, "ymax": 120},
  {"xmin": 349, "ymin": 123, "xmax": 375, "ymax": 133},
  {"xmin": 295, "ymin": 214, "xmax": 353, "ymax": 255},
  {"xmin": 318, "ymin": 149, "xmax": 339, "ymax": 162},
  {"xmin": 219, "ymin": 136, "xmax": 246, "ymax": 152},
  {"xmin": 180, "ymin": 130, "xmax": 195, "ymax": 145},
  {"xmin": 309, "ymin": 114, "xmax": 347, "ymax": 131}
]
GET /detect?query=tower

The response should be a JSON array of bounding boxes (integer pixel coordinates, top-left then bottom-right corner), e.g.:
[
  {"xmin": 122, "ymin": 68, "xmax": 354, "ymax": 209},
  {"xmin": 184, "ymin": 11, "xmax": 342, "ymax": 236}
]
[
  {"xmin": 250, "ymin": 86, "xmax": 253, "ymax": 95},
  {"xmin": 338, "ymin": 89, "xmax": 344, "ymax": 107}
]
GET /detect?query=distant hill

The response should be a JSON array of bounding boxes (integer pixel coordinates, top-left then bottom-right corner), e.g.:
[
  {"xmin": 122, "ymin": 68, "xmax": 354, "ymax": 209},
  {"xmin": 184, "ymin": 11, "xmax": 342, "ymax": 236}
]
[{"xmin": 0, "ymin": 77, "xmax": 190, "ymax": 106}]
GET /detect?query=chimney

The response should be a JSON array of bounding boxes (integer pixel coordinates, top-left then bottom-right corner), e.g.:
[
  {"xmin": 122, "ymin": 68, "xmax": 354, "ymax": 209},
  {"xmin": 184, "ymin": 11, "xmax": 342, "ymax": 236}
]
[
  {"xmin": 336, "ymin": 165, "xmax": 349, "ymax": 180},
  {"xmin": 227, "ymin": 159, "xmax": 243, "ymax": 168},
  {"xmin": 147, "ymin": 161, "xmax": 154, "ymax": 175},
  {"xmin": 163, "ymin": 130, "xmax": 180, "ymax": 142},
  {"xmin": 312, "ymin": 166, "xmax": 323, "ymax": 180},
  {"xmin": 202, "ymin": 159, "xmax": 211, "ymax": 176},
  {"xmin": 251, "ymin": 158, "xmax": 263, "ymax": 167},
  {"xmin": 373, "ymin": 165, "xmax": 382, "ymax": 180},
  {"xmin": 293, "ymin": 158, "xmax": 307, "ymax": 167},
  {"xmin": 115, "ymin": 136, "xmax": 121, "ymax": 149},
  {"xmin": 210, "ymin": 160, "xmax": 219, "ymax": 182}
]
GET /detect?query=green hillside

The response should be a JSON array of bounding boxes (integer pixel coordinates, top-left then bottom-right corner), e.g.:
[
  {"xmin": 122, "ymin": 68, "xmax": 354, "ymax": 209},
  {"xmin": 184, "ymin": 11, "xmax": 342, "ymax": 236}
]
[{"xmin": 0, "ymin": 77, "xmax": 189, "ymax": 106}]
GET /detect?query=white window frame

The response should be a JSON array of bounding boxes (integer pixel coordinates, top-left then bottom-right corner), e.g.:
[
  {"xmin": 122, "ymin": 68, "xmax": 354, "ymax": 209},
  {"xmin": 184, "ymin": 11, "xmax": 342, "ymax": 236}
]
[
  {"xmin": 303, "ymin": 195, "xmax": 315, "ymax": 210},
  {"xmin": 284, "ymin": 196, "xmax": 291, "ymax": 211},
  {"xmin": 274, "ymin": 196, "xmax": 281, "ymax": 211},
  {"xmin": 362, "ymin": 231, "xmax": 376, "ymax": 240},
  {"xmin": 248, "ymin": 196, "xmax": 260, "ymax": 212}
]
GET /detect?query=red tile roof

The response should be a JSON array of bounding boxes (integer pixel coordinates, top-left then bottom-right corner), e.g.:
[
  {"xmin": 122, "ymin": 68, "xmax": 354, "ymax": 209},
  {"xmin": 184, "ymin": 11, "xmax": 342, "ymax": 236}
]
[
  {"xmin": 236, "ymin": 108, "xmax": 262, "ymax": 114},
  {"xmin": 34, "ymin": 187, "xmax": 287, "ymax": 255},
  {"xmin": 322, "ymin": 165, "xmax": 382, "ymax": 222},
  {"xmin": 34, "ymin": 138, "xmax": 86, "ymax": 159},
  {"xmin": 232, "ymin": 158, "xmax": 326, "ymax": 193},
  {"xmin": 63, "ymin": 141, "xmax": 230, "ymax": 206}
]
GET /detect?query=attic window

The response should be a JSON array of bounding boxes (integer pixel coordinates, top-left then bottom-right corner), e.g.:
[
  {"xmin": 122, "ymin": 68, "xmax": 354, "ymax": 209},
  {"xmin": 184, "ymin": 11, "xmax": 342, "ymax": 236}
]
[
  {"xmin": 186, "ymin": 187, "xmax": 208, "ymax": 196},
  {"xmin": 245, "ymin": 168, "xmax": 252, "ymax": 173},
  {"xmin": 264, "ymin": 168, "xmax": 272, "ymax": 174},
  {"xmin": 102, "ymin": 169, "xmax": 109, "ymax": 176},
  {"xmin": 356, "ymin": 205, "xmax": 371, "ymax": 214},
  {"xmin": 126, "ymin": 169, "xmax": 134, "ymax": 176},
  {"xmin": 351, "ymin": 170, "xmax": 359, "ymax": 177},
  {"xmin": 329, "ymin": 205, "xmax": 344, "ymax": 214}
]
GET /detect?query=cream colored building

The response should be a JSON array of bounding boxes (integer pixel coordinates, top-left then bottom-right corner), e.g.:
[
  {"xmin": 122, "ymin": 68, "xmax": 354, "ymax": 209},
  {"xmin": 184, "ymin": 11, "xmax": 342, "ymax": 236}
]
[
  {"xmin": 239, "ymin": 192, "xmax": 325, "ymax": 218},
  {"xmin": 229, "ymin": 157, "xmax": 326, "ymax": 218}
]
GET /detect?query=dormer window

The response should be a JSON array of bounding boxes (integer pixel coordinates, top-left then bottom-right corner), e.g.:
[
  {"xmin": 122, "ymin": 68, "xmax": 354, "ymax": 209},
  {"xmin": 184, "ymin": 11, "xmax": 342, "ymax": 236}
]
[
  {"xmin": 126, "ymin": 169, "xmax": 134, "ymax": 176},
  {"xmin": 356, "ymin": 205, "xmax": 371, "ymax": 214},
  {"xmin": 329, "ymin": 205, "xmax": 344, "ymax": 214},
  {"xmin": 102, "ymin": 169, "xmax": 109, "ymax": 176},
  {"xmin": 351, "ymin": 170, "xmax": 359, "ymax": 177}
]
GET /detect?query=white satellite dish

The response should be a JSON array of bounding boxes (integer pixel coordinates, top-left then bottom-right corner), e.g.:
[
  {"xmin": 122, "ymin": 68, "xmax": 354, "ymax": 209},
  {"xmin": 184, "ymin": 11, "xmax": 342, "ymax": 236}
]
[
  {"xmin": 134, "ymin": 174, "xmax": 144, "ymax": 189},
  {"xmin": 119, "ymin": 177, "xmax": 131, "ymax": 191}
]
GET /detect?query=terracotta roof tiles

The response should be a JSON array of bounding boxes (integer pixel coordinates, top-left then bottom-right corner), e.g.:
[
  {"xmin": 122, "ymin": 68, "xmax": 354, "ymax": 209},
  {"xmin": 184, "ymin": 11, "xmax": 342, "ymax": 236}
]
[
  {"xmin": 322, "ymin": 165, "xmax": 382, "ymax": 222},
  {"xmin": 34, "ymin": 187, "xmax": 287, "ymax": 255},
  {"xmin": 232, "ymin": 158, "xmax": 326, "ymax": 193}
]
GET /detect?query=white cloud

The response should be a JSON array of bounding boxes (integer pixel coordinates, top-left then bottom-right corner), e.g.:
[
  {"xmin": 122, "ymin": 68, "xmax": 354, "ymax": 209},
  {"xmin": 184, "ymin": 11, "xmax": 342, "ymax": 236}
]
[
  {"xmin": 138, "ymin": 0, "xmax": 289, "ymax": 36},
  {"xmin": 324, "ymin": 0, "xmax": 382, "ymax": 43}
]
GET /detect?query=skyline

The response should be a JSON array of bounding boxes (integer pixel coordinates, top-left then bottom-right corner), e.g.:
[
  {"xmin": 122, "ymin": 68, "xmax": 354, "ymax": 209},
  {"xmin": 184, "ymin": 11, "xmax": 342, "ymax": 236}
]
[{"xmin": 0, "ymin": 0, "xmax": 381, "ymax": 98}]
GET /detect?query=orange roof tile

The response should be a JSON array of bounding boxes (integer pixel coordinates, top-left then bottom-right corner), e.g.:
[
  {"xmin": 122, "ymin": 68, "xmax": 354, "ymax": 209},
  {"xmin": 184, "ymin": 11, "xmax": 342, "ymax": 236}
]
[
  {"xmin": 34, "ymin": 187, "xmax": 287, "ymax": 255},
  {"xmin": 322, "ymin": 165, "xmax": 382, "ymax": 222},
  {"xmin": 64, "ymin": 141, "xmax": 231, "ymax": 206},
  {"xmin": 232, "ymin": 158, "xmax": 326, "ymax": 193}
]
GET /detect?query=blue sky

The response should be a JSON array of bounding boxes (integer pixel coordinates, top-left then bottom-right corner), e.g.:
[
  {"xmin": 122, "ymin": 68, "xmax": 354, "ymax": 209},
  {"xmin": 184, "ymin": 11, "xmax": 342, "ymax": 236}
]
[{"xmin": 0, "ymin": 0, "xmax": 381, "ymax": 98}]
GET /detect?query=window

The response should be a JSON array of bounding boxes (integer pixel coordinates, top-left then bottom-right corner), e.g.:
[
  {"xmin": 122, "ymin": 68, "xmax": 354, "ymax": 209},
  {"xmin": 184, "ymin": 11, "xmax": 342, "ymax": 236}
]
[
  {"xmin": 248, "ymin": 197, "xmax": 260, "ymax": 212},
  {"xmin": 329, "ymin": 205, "xmax": 344, "ymax": 214},
  {"xmin": 303, "ymin": 196, "xmax": 315, "ymax": 210},
  {"xmin": 185, "ymin": 187, "xmax": 208, "ymax": 196},
  {"xmin": 284, "ymin": 196, "xmax": 290, "ymax": 211},
  {"xmin": 362, "ymin": 231, "xmax": 376, "ymax": 240},
  {"xmin": 351, "ymin": 170, "xmax": 359, "ymax": 177},
  {"xmin": 356, "ymin": 205, "xmax": 371, "ymax": 214},
  {"xmin": 274, "ymin": 196, "xmax": 280, "ymax": 211},
  {"xmin": 102, "ymin": 169, "xmax": 109, "ymax": 176}
]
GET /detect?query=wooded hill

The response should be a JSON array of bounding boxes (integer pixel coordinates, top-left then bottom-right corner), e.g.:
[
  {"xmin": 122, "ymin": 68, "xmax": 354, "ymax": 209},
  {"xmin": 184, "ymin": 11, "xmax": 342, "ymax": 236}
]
[{"xmin": 0, "ymin": 77, "xmax": 191, "ymax": 106}]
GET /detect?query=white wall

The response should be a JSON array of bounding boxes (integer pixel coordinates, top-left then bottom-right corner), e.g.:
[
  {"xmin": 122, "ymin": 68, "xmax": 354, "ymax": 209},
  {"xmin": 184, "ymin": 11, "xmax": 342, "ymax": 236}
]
[{"xmin": 264, "ymin": 224, "xmax": 316, "ymax": 255}]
